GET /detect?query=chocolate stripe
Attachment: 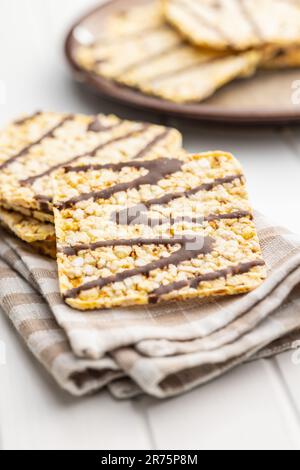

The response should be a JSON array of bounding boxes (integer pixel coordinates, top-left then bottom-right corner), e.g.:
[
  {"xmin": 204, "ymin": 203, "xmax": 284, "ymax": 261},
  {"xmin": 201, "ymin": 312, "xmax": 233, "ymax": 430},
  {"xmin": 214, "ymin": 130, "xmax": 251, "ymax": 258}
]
[
  {"xmin": 115, "ymin": 41, "xmax": 185, "ymax": 76},
  {"xmin": 113, "ymin": 174, "xmax": 244, "ymax": 223},
  {"xmin": 199, "ymin": 210, "xmax": 252, "ymax": 223},
  {"xmin": 149, "ymin": 259, "xmax": 266, "ymax": 302},
  {"xmin": 92, "ymin": 25, "xmax": 163, "ymax": 47},
  {"xmin": 56, "ymin": 158, "xmax": 183, "ymax": 209},
  {"xmin": 13, "ymin": 111, "xmax": 42, "ymax": 126},
  {"xmin": 132, "ymin": 129, "xmax": 171, "ymax": 160},
  {"xmin": 114, "ymin": 209, "xmax": 252, "ymax": 228},
  {"xmin": 62, "ymin": 128, "xmax": 171, "ymax": 169},
  {"xmin": 87, "ymin": 117, "xmax": 120, "ymax": 133},
  {"xmin": 63, "ymin": 157, "xmax": 179, "ymax": 174},
  {"xmin": 149, "ymin": 55, "xmax": 227, "ymax": 83},
  {"xmin": 59, "ymin": 236, "xmax": 205, "ymax": 257},
  {"xmin": 65, "ymin": 128, "xmax": 172, "ymax": 168},
  {"xmin": 148, "ymin": 174, "xmax": 244, "ymax": 203},
  {"xmin": 21, "ymin": 124, "xmax": 148, "ymax": 185},
  {"xmin": 0, "ymin": 115, "xmax": 73, "ymax": 171},
  {"xmin": 173, "ymin": 0, "xmax": 233, "ymax": 45},
  {"xmin": 35, "ymin": 195, "xmax": 52, "ymax": 202},
  {"xmin": 63, "ymin": 236, "xmax": 214, "ymax": 299},
  {"xmin": 35, "ymin": 195, "xmax": 53, "ymax": 214},
  {"xmin": 238, "ymin": 0, "xmax": 264, "ymax": 42},
  {"xmin": 60, "ymin": 210, "xmax": 252, "ymax": 256}
]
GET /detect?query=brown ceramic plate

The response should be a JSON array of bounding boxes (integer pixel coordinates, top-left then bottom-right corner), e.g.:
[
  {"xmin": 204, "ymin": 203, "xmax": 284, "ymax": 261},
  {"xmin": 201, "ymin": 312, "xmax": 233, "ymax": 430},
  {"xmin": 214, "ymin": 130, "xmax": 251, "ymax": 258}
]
[{"xmin": 65, "ymin": 0, "xmax": 300, "ymax": 124}]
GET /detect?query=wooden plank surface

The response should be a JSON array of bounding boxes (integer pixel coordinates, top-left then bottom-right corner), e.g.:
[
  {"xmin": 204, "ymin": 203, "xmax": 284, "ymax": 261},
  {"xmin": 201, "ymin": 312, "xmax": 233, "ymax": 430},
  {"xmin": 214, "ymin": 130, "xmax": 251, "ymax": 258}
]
[
  {"xmin": 0, "ymin": 312, "xmax": 152, "ymax": 450},
  {"xmin": 0, "ymin": 0, "xmax": 300, "ymax": 450},
  {"xmin": 144, "ymin": 361, "xmax": 300, "ymax": 450}
]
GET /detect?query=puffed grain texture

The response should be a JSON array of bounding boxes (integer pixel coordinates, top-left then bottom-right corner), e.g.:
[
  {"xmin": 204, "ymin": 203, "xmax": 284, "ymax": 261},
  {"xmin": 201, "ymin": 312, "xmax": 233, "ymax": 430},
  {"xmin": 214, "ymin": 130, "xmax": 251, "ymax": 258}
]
[{"xmin": 53, "ymin": 151, "xmax": 266, "ymax": 310}]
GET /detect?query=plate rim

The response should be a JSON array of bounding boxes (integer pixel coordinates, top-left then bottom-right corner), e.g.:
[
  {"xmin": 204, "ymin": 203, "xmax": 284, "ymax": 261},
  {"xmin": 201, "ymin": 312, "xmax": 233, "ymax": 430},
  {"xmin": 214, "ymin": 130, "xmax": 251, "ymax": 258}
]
[{"xmin": 65, "ymin": 0, "xmax": 300, "ymax": 124}]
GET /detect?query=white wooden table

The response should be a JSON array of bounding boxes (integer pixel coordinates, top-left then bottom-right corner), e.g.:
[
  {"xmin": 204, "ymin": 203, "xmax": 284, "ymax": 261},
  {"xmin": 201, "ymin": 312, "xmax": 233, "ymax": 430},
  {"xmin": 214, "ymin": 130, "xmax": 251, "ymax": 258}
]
[{"xmin": 1, "ymin": 0, "xmax": 300, "ymax": 450}]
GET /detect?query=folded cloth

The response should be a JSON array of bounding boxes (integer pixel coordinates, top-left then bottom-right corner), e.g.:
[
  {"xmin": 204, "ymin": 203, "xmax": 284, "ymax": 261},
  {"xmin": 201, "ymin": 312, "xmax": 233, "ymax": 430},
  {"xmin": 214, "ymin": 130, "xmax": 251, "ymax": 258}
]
[{"xmin": 0, "ymin": 212, "xmax": 300, "ymax": 399}]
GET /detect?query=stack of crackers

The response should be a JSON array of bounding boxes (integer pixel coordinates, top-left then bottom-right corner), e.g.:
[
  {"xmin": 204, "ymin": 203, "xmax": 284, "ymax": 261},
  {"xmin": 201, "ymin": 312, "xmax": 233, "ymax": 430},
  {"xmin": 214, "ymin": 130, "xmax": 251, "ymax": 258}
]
[
  {"xmin": 0, "ymin": 111, "xmax": 266, "ymax": 310},
  {"xmin": 75, "ymin": 0, "xmax": 300, "ymax": 103}
]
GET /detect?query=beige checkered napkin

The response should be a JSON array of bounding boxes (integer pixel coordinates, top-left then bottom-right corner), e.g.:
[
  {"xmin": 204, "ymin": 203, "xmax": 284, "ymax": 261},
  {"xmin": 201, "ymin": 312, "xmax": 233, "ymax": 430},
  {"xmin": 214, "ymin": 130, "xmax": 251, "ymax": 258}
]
[
  {"xmin": 0, "ymin": 212, "xmax": 300, "ymax": 399},
  {"xmin": 0, "ymin": 255, "xmax": 122, "ymax": 396}
]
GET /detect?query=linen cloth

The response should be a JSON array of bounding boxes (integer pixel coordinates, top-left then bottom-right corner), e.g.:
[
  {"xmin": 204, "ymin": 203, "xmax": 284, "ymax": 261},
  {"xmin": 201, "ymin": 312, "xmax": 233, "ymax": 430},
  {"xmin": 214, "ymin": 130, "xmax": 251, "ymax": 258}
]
[{"xmin": 0, "ymin": 212, "xmax": 300, "ymax": 399}]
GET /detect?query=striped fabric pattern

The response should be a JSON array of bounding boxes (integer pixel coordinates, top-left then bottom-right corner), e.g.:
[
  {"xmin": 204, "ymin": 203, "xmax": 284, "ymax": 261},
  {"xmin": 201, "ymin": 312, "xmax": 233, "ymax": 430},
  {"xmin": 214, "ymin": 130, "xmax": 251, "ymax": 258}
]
[{"xmin": 0, "ymin": 212, "xmax": 300, "ymax": 399}]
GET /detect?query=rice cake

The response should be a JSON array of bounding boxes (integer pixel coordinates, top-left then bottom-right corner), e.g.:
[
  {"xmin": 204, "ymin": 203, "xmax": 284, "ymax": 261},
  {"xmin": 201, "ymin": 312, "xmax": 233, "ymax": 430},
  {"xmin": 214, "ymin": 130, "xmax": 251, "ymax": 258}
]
[
  {"xmin": 163, "ymin": 0, "xmax": 300, "ymax": 51},
  {"xmin": 0, "ymin": 208, "xmax": 55, "ymax": 244},
  {"xmin": 0, "ymin": 209, "xmax": 56, "ymax": 259},
  {"xmin": 75, "ymin": 1, "xmax": 262, "ymax": 103},
  {"xmin": 53, "ymin": 151, "xmax": 266, "ymax": 310},
  {"xmin": 0, "ymin": 111, "xmax": 182, "ymax": 222}
]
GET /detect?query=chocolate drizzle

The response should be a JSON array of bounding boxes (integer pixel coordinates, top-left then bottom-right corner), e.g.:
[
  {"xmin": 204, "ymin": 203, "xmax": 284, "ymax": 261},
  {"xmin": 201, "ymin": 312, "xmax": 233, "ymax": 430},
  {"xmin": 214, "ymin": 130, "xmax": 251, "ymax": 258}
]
[
  {"xmin": 21, "ymin": 124, "xmax": 149, "ymax": 186},
  {"xmin": 34, "ymin": 195, "xmax": 53, "ymax": 214},
  {"xmin": 58, "ymin": 152, "xmax": 264, "ymax": 302},
  {"xmin": 149, "ymin": 55, "xmax": 227, "ymax": 83},
  {"xmin": 144, "ymin": 174, "xmax": 243, "ymax": 205},
  {"xmin": 57, "ymin": 158, "xmax": 183, "ymax": 209},
  {"xmin": 63, "ymin": 236, "xmax": 214, "ymax": 299},
  {"xmin": 113, "ymin": 174, "xmax": 244, "ymax": 224},
  {"xmin": 238, "ymin": 0, "xmax": 264, "ymax": 42},
  {"xmin": 87, "ymin": 117, "xmax": 119, "ymax": 133},
  {"xmin": 149, "ymin": 259, "xmax": 266, "ymax": 303},
  {"xmin": 115, "ymin": 42, "xmax": 185, "ymax": 76},
  {"xmin": 93, "ymin": 25, "xmax": 163, "ymax": 48},
  {"xmin": 272, "ymin": 48, "xmax": 286, "ymax": 59},
  {"xmin": 132, "ymin": 129, "xmax": 171, "ymax": 160},
  {"xmin": 173, "ymin": 0, "xmax": 233, "ymax": 45},
  {"xmin": 0, "ymin": 115, "xmax": 73, "ymax": 172},
  {"xmin": 92, "ymin": 23, "xmax": 228, "ymax": 84},
  {"xmin": 13, "ymin": 111, "xmax": 42, "ymax": 126},
  {"xmin": 60, "ymin": 236, "xmax": 208, "ymax": 257},
  {"xmin": 60, "ymin": 211, "xmax": 251, "ymax": 256},
  {"xmin": 114, "ymin": 209, "xmax": 252, "ymax": 228}
]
